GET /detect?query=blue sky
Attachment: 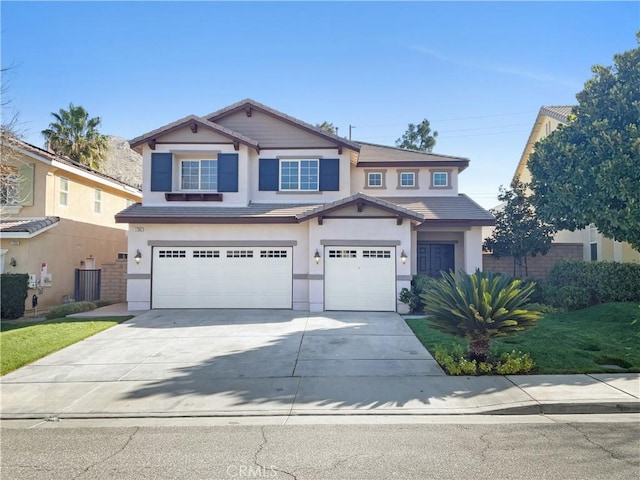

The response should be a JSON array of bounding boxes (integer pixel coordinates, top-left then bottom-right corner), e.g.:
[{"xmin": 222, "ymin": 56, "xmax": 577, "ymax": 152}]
[{"xmin": 2, "ymin": 1, "xmax": 638, "ymax": 208}]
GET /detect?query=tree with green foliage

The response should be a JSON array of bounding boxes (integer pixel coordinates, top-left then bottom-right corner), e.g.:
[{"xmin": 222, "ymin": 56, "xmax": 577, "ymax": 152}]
[
  {"xmin": 484, "ymin": 178, "xmax": 555, "ymax": 277},
  {"xmin": 529, "ymin": 34, "xmax": 640, "ymax": 251},
  {"xmin": 42, "ymin": 103, "xmax": 108, "ymax": 170},
  {"xmin": 316, "ymin": 121, "xmax": 337, "ymax": 135},
  {"xmin": 422, "ymin": 270, "xmax": 542, "ymax": 362},
  {"xmin": 396, "ymin": 119, "xmax": 438, "ymax": 152}
]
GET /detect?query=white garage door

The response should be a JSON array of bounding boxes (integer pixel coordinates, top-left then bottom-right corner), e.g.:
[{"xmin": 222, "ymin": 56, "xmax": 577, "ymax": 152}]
[
  {"xmin": 324, "ymin": 247, "xmax": 396, "ymax": 311},
  {"xmin": 152, "ymin": 247, "xmax": 292, "ymax": 309}
]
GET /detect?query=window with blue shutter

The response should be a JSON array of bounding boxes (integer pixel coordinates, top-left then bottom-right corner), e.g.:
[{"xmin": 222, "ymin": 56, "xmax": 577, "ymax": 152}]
[
  {"xmin": 259, "ymin": 159, "xmax": 279, "ymax": 191},
  {"xmin": 217, "ymin": 153, "xmax": 238, "ymax": 192},
  {"xmin": 319, "ymin": 158, "xmax": 340, "ymax": 191},
  {"xmin": 151, "ymin": 153, "xmax": 173, "ymax": 192}
]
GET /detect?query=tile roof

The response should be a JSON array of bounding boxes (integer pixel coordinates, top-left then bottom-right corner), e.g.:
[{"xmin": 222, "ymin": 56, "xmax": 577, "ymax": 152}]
[
  {"xmin": 380, "ymin": 195, "xmax": 495, "ymax": 225},
  {"xmin": 356, "ymin": 141, "xmax": 470, "ymax": 165},
  {"xmin": 540, "ymin": 106, "xmax": 574, "ymax": 123},
  {"xmin": 128, "ymin": 115, "xmax": 260, "ymax": 151},
  {"xmin": 0, "ymin": 216, "xmax": 60, "ymax": 234},
  {"xmin": 3, "ymin": 136, "xmax": 141, "ymax": 191},
  {"xmin": 204, "ymin": 98, "xmax": 361, "ymax": 152},
  {"xmin": 296, "ymin": 192, "xmax": 425, "ymax": 222},
  {"xmin": 116, "ymin": 194, "xmax": 494, "ymax": 226},
  {"xmin": 115, "ymin": 202, "xmax": 323, "ymax": 223}
]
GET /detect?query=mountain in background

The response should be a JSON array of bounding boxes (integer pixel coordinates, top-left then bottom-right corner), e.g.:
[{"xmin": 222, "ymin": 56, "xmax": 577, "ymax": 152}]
[{"xmin": 103, "ymin": 136, "xmax": 142, "ymax": 189}]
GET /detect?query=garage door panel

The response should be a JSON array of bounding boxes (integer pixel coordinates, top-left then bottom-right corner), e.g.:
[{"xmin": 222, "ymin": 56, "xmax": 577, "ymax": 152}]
[
  {"xmin": 325, "ymin": 247, "xmax": 396, "ymax": 312},
  {"xmin": 152, "ymin": 247, "xmax": 292, "ymax": 309}
]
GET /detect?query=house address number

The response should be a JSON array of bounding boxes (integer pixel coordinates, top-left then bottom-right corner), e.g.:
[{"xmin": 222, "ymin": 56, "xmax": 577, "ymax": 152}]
[{"xmin": 134, "ymin": 227, "xmax": 145, "ymax": 232}]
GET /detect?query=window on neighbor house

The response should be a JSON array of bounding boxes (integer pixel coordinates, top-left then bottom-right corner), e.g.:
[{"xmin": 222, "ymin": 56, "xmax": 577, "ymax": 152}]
[
  {"xmin": 590, "ymin": 243, "xmax": 598, "ymax": 262},
  {"xmin": 280, "ymin": 159, "xmax": 319, "ymax": 191},
  {"xmin": 367, "ymin": 172, "xmax": 383, "ymax": 187},
  {"xmin": 399, "ymin": 171, "xmax": 416, "ymax": 188},
  {"xmin": 0, "ymin": 166, "xmax": 19, "ymax": 205},
  {"xmin": 432, "ymin": 171, "xmax": 449, "ymax": 187},
  {"xmin": 180, "ymin": 159, "xmax": 218, "ymax": 190},
  {"xmin": 59, "ymin": 177, "xmax": 69, "ymax": 206},
  {"xmin": 94, "ymin": 189, "xmax": 102, "ymax": 213}
]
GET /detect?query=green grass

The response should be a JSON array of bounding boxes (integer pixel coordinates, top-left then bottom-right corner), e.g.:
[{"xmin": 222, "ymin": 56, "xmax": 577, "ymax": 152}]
[
  {"xmin": 0, "ymin": 316, "xmax": 131, "ymax": 375},
  {"xmin": 406, "ymin": 302, "xmax": 640, "ymax": 374}
]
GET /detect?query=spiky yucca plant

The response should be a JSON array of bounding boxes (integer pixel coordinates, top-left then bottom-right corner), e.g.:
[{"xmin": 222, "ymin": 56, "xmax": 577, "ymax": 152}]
[{"xmin": 421, "ymin": 270, "xmax": 542, "ymax": 362}]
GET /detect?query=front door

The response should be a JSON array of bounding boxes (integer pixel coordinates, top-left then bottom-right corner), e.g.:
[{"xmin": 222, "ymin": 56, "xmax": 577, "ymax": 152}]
[{"xmin": 417, "ymin": 243, "xmax": 455, "ymax": 277}]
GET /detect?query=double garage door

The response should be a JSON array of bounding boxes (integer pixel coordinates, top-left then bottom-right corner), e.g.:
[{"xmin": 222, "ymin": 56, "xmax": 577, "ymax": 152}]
[
  {"xmin": 152, "ymin": 245, "xmax": 396, "ymax": 311},
  {"xmin": 152, "ymin": 247, "xmax": 292, "ymax": 309}
]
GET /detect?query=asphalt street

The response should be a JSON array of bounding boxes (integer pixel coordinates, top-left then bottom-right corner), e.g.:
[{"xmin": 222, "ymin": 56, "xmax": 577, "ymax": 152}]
[{"xmin": 2, "ymin": 415, "xmax": 639, "ymax": 479}]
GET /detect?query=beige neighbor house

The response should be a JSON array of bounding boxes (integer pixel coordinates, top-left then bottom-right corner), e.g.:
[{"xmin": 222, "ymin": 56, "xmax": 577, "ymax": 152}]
[
  {"xmin": 514, "ymin": 105, "xmax": 639, "ymax": 264},
  {"xmin": 116, "ymin": 99, "xmax": 494, "ymax": 313},
  {"xmin": 0, "ymin": 136, "xmax": 142, "ymax": 311}
]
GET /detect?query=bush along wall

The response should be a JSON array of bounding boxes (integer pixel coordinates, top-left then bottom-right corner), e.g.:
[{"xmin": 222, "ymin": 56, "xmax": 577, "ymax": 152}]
[
  {"xmin": 1, "ymin": 273, "xmax": 29, "ymax": 319},
  {"xmin": 542, "ymin": 259, "xmax": 640, "ymax": 310}
]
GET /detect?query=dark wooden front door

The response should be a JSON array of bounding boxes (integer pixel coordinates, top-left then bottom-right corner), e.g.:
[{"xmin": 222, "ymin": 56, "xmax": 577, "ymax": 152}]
[{"xmin": 417, "ymin": 243, "xmax": 455, "ymax": 277}]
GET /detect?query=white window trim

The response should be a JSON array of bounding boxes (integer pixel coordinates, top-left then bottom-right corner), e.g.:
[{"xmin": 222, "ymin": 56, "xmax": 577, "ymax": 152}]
[
  {"xmin": 179, "ymin": 159, "xmax": 218, "ymax": 191},
  {"xmin": 397, "ymin": 170, "xmax": 419, "ymax": 189},
  {"xmin": 367, "ymin": 172, "xmax": 383, "ymax": 187},
  {"xmin": 364, "ymin": 169, "xmax": 387, "ymax": 189},
  {"xmin": 59, "ymin": 177, "xmax": 69, "ymax": 206},
  {"xmin": 94, "ymin": 188, "xmax": 102, "ymax": 214},
  {"xmin": 430, "ymin": 170, "xmax": 451, "ymax": 189},
  {"xmin": 279, "ymin": 159, "xmax": 319, "ymax": 192}
]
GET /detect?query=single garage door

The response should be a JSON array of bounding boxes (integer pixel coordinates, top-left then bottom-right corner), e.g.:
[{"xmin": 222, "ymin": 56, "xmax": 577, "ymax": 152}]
[
  {"xmin": 324, "ymin": 246, "xmax": 396, "ymax": 311},
  {"xmin": 152, "ymin": 247, "xmax": 292, "ymax": 309}
]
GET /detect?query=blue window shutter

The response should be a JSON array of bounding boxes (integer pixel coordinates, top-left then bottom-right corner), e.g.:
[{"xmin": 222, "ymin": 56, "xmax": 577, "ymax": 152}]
[
  {"xmin": 259, "ymin": 159, "xmax": 279, "ymax": 191},
  {"xmin": 319, "ymin": 158, "xmax": 340, "ymax": 191},
  {"xmin": 218, "ymin": 153, "xmax": 238, "ymax": 192},
  {"xmin": 150, "ymin": 153, "xmax": 173, "ymax": 191}
]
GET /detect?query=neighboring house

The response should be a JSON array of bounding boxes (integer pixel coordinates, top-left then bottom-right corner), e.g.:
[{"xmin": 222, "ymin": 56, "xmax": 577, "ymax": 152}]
[
  {"xmin": 0, "ymin": 136, "xmax": 142, "ymax": 310},
  {"xmin": 513, "ymin": 105, "xmax": 640, "ymax": 264},
  {"xmin": 116, "ymin": 99, "xmax": 494, "ymax": 312}
]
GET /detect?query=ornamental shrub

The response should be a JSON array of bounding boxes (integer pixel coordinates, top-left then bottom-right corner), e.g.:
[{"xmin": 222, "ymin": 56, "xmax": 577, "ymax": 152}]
[
  {"xmin": 544, "ymin": 260, "xmax": 640, "ymax": 310},
  {"xmin": 422, "ymin": 270, "xmax": 542, "ymax": 362},
  {"xmin": 1, "ymin": 273, "xmax": 29, "ymax": 319},
  {"xmin": 399, "ymin": 275, "xmax": 438, "ymax": 313},
  {"xmin": 45, "ymin": 301, "xmax": 97, "ymax": 320}
]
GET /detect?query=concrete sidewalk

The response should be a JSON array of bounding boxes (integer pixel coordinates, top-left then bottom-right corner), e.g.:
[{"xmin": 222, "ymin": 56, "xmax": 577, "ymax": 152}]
[{"xmin": 1, "ymin": 307, "xmax": 638, "ymax": 419}]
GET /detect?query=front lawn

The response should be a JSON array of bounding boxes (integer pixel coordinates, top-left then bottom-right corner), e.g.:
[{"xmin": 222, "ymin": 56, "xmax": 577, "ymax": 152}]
[
  {"xmin": 407, "ymin": 302, "xmax": 640, "ymax": 374},
  {"xmin": 0, "ymin": 316, "xmax": 131, "ymax": 375}
]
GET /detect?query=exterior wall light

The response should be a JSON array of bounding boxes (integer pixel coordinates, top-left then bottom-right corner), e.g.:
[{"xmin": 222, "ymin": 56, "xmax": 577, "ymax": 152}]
[
  {"xmin": 400, "ymin": 250, "xmax": 408, "ymax": 265},
  {"xmin": 9, "ymin": 257, "xmax": 17, "ymax": 267},
  {"xmin": 313, "ymin": 249, "xmax": 321, "ymax": 265},
  {"xmin": 134, "ymin": 249, "xmax": 142, "ymax": 265}
]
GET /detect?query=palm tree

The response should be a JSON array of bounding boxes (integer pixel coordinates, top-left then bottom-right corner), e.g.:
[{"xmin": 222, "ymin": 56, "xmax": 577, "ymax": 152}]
[{"xmin": 42, "ymin": 103, "xmax": 108, "ymax": 170}]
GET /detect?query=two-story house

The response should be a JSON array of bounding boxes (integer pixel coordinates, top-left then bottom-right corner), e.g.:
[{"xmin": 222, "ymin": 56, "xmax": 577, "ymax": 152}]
[
  {"xmin": 514, "ymin": 105, "xmax": 640, "ymax": 263},
  {"xmin": 0, "ymin": 136, "xmax": 142, "ymax": 310},
  {"xmin": 116, "ymin": 99, "xmax": 494, "ymax": 312}
]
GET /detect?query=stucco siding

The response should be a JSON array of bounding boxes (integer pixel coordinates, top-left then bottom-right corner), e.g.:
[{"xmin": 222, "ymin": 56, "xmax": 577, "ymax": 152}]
[
  {"xmin": 2, "ymin": 218, "xmax": 128, "ymax": 311},
  {"xmin": 351, "ymin": 165, "xmax": 459, "ymax": 196}
]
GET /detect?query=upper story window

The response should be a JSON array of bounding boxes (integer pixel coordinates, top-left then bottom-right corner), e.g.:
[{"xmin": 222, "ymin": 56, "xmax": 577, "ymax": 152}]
[
  {"xmin": 364, "ymin": 169, "xmax": 386, "ymax": 189},
  {"xmin": 431, "ymin": 171, "xmax": 449, "ymax": 188},
  {"xmin": 280, "ymin": 159, "xmax": 318, "ymax": 191},
  {"xmin": 398, "ymin": 170, "xmax": 418, "ymax": 189},
  {"xmin": 59, "ymin": 177, "xmax": 69, "ymax": 206},
  {"xmin": 367, "ymin": 172, "xmax": 383, "ymax": 187},
  {"xmin": 0, "ymin": 166, "xmax": 19, "ymax": 205},
  {"xmin": 181, "ymin": 159, "xmax": 218, "ymax": 191},
  {"xmin": 94, "ymin": 189, "xmax": 102, "ymax": 214}
]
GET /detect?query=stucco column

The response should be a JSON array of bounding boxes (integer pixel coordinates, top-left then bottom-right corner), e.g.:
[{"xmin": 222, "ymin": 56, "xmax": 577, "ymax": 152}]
[{"xmin": 463, "ymin": 227, "xmax": 483, "ymax": 273}]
